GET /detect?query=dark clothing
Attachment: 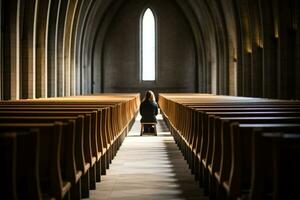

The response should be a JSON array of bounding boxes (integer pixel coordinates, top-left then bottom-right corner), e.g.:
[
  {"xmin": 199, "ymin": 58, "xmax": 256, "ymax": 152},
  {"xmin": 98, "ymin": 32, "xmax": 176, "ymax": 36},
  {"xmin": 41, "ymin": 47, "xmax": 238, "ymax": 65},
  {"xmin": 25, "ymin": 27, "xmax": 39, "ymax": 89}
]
[{"xmin": 140, "ymin": 99, "xmax": 158, "ymax": 123}]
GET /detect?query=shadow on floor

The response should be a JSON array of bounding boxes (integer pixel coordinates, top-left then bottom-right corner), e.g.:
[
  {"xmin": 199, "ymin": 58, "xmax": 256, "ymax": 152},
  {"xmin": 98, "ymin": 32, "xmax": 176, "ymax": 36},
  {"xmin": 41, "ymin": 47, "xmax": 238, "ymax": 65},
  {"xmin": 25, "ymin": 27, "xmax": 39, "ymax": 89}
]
[
  {"xmin": 157, "ymin": 119, "xmax": 170, "ymax": 132},
  {"xmin": 162, "ymin": 139, "xmax": 209, "ymax": 200}
]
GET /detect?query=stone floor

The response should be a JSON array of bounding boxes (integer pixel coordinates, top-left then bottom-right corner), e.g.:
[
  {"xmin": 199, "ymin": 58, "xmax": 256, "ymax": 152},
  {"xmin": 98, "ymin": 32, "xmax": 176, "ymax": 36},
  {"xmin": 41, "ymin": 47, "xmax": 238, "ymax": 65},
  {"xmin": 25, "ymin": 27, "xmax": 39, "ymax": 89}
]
[{"xmin": 85, "ymin": 114, "xmax": 208, "ymax": 200}]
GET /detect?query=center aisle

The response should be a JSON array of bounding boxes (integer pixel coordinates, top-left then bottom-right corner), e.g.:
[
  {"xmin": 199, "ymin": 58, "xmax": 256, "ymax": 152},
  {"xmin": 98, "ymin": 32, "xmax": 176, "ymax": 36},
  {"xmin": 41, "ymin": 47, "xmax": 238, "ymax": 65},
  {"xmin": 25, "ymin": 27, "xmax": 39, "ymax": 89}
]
[{"xmin": 86, "ymin": 114, "xmax": 208, "ymax": 200}]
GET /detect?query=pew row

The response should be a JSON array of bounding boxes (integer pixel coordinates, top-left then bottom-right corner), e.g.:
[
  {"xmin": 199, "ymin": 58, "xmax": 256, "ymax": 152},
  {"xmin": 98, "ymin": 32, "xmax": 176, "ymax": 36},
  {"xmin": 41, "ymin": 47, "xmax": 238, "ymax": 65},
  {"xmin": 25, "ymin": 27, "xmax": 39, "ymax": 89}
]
[
  {"xmin": 158, "ymin": 93, "xmax": 300, "ymax": 200},
  {"xmin": 0, "ymin": 93, "xmax": 140, "ymax": 200}
]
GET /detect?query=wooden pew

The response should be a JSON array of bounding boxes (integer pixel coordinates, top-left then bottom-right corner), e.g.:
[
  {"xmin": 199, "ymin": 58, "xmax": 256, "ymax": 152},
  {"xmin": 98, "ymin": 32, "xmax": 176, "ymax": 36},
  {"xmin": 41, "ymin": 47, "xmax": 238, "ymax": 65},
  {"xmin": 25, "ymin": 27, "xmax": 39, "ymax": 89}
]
[
  {"xmin": 207, "ymin": 116, "xmax": 300, "ymax": 198},
  {"xmin": 0, "ymin": 99, "xmax": 135, "ymax": 168},
  {"xmin": 0, "ymin": 93, "xmax": 140, "ymax": 199},
  {"xmin": 250, "ymin": 132, "xmax": 300, "ymax": 200},
  {"xmin": 0, "ymin": 110, "xmax": 95, "ymax": 196},
  {"xmin": 0, "ymin": 132, "xmax": 18, "ymax": 200},
  {"xmin": 158, "ymin": 93, "xmax": 300, "ymax": 200},
  {"xmin": 223, "ymin": 124, "xmax": 300, "ymax": 200},
  {"xmin": 0, "ymin": 103, "xmax": 134, "ymax": 177},
  {"xmin": 171, "ymin": 108, "xmax": 300, "ymax": 170},
  {"xmin": 173, "ymin": 108, "xmax": 300, "ymax": 181},
  {"xmin": 0, "ymin": 130, "xmax": 43, "ymax": 199},
  {"xmin": 0, "ymin": 117, "xmax": 83, "ymax": 199},
  {"xmin": 194, "ymin": 112, "xmax": 300, "ymax": 185},
  {"xmin": 0, "ymin": 123, "xmax": 67, "ymax": 200},
  {"xmin": 193, "ymin": 111, "xmax": 300, "ymax": 192},
  {"xmin": 205, "ymin": 117, "xmax": 300, "ymax": 199}
]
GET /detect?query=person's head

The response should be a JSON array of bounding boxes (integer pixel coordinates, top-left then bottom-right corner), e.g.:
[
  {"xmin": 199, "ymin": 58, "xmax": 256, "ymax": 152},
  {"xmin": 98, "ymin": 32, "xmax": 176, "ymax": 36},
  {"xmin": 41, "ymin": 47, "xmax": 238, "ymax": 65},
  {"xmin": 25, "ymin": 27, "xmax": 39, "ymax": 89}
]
[{"xmin": 144, "ymin": 90, "xmax": 156, "ymax": 102}]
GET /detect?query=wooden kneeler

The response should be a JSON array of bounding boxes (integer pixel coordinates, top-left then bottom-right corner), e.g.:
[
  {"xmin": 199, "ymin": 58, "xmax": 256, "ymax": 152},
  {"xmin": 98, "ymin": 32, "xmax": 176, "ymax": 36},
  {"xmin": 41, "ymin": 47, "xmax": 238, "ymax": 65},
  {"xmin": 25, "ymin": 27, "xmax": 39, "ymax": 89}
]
[{"xmin": 140, "ymin": 123, "xmax": 157, "ymax": 136}]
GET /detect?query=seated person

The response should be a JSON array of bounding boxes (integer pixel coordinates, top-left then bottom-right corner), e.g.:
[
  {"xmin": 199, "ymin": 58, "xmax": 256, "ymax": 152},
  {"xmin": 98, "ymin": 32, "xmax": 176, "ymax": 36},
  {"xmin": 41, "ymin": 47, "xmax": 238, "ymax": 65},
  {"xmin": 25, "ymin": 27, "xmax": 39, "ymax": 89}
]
[{"xmin": 140, "ymin": 90, "xmax": 158, "ymax": 133}]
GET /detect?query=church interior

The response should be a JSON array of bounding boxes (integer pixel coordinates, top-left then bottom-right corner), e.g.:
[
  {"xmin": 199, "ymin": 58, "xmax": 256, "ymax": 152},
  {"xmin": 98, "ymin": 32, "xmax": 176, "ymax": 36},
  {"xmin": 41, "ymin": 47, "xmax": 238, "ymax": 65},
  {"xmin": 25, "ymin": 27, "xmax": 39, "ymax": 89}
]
[{"xmin": 0, "ymin": 0, "xmax": 299, "ymax": 200}]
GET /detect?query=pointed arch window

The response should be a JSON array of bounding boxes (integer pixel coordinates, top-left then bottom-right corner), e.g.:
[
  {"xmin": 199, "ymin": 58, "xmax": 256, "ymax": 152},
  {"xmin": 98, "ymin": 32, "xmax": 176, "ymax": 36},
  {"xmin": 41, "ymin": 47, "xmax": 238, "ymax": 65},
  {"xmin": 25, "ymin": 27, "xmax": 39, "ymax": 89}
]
[{"xmin": 141, "ymin": 8, "xmax": 156, "ymax": 81}]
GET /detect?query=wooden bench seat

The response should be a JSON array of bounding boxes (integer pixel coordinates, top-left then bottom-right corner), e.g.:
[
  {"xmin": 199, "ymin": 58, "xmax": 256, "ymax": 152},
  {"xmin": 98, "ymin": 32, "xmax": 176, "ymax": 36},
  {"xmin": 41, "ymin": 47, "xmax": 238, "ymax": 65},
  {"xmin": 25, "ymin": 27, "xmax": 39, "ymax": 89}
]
[
  {"xmin": 250, "ymin": 132, "xmax": 300, "ymax": 200},
  {"xmin": 223, "ymin": 124, "xmax": 300, "ymax": 200},
  {"xmin": 205, "ymin": 117, "xmax": 300, "ymax": 199},
  {"xmin": 175, "ymin": 109, "xmax": 300, "ymax": 195},
  {"xmin": 0, "ymin": 93, "xmax": 140, "ymax": 199},
  {"xmin": 178, "ymin": 109, "xmax": 300, "ymax": 159},
  {"xmin": 158, "ymin": 93, "xmax": 300, "ymax": 200},
  {"xmin": 0, "ymin": 117, "xmax": 83, "ymax": 199},
  {"xmin": 0, "ymin": 102, "xmax": 132, "ymax": 160},
  {"xmin": 188, "ymin": 110, "xmax": 300, "ymax": 194},
  {"xmin": 0, "ymin": 123, "xmax": 67, "ymax": 200},
  {"xmin": 0, "ymin": 104, "xmax": 133, "ymax": 178},
  {"xmin": 0, "ymin": 132, "xmax": 18, "ymax": 200},
  {"xmin": 0, "ymin": 110, "xmax": 104, "ymax": 197},
  {"xmin": 197, "ymin": 113, "xmax": 300, "ymax": 171},
  {"xmin": 170, "ymin": 108, "xmax": 300, "ymax": 177}
]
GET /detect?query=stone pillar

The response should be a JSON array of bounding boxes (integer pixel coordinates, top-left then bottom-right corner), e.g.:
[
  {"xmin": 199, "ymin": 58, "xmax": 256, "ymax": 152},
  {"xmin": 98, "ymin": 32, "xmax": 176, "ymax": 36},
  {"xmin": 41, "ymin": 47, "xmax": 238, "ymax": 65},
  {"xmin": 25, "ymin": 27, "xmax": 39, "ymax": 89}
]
[
  {"xmin": 243, "ymin": 51, "xmax": 252, "ymax": 97},
  {"xmin": 296, "ymin": 3, "xmax": 300, "ymax": 99},
  {"xmin": 70, "ymin": 0, "xmax": 84, "ymax": 96},
  {"xmin": 259, "ymin": 0, "xmax": 277, "ymax": 99},
  {"xmin": 252, "ymin": 46, "xmax": 263, "ymax": 97},
  {"xmin": 0, "ymin": 0, "xmax": 2, "ymax": 100},
  {"xmin": 35, "ymin": 0, "xmax": 50, "ymax": 98},
  {"xmin": 3, "ymin": 0, "xmax": 20, "ymax": 100},
  {"xmin": 21, "ymin": 0, "xmax": 36, "ymax": 99},
  {"xmin": 56, "ymin": 0, "xmax": 68, "ymax": 97},
  {"xmin": 229, "ymin": 58, "xmax": 238, "ymax": 96},
  {"xmin": 75, "ymin": 0, "xmax": 92, "ymax": 95},
  {"xmin": 277, "ymin": 1, "xmax": 296, "ymax": 100},
  {"xmin": 64, "ymin": 0, "xmax": 77, "ymax": 97},
  {"xmin": 47, "ymin": 0, "xmax": 60, "ymax": 97}
]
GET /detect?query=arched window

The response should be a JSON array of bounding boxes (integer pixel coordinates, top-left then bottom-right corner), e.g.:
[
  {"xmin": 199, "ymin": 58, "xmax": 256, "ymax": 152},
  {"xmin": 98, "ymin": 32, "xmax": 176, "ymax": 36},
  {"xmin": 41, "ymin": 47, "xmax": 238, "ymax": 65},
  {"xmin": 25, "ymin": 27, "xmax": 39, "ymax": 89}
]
[{"xmin": 141, "ymin": 8, "xmax": 156, "ymax": 81}]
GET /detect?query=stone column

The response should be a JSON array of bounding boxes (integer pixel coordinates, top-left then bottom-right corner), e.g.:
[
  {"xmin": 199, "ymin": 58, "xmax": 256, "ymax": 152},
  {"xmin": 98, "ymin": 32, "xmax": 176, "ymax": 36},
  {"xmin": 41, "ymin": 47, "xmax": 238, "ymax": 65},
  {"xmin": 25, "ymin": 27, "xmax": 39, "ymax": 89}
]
[
  {"xmin": 21, "ymin": 0, "xmax": 36, "ymax": 99},
  {"xmin": 3, "ymin": 0, "xmax": 20, "ymax": 100},
  {"xmin": 64, "ymin": 0, "xmax": 77, "ymax": 97},
  {"xmin": 47, "ymin": 0, "xmax": 60, "ymax": 97},
  {"xmin": 35, "ymin": 0, "xmax": 50, "ymax": 98},
  {"xmin": 0, "ymin": 0, "xmax": 2, "ymax": 99}
]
